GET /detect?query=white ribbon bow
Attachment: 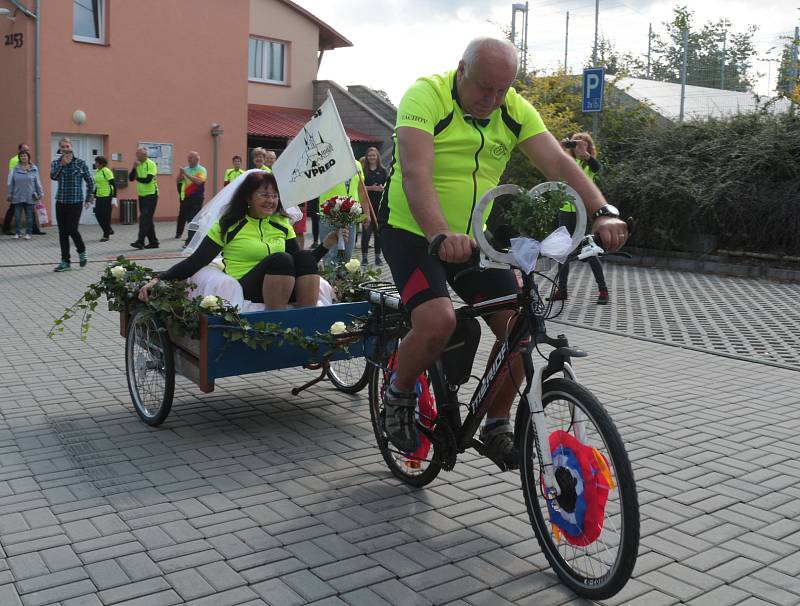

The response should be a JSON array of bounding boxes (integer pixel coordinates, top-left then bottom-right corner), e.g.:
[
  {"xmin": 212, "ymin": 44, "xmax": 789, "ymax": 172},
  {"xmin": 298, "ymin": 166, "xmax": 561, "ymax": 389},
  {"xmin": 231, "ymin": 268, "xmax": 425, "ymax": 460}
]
[{"xmin": 510, "ymin": 226, "xmax": 573, "ymax": 273}]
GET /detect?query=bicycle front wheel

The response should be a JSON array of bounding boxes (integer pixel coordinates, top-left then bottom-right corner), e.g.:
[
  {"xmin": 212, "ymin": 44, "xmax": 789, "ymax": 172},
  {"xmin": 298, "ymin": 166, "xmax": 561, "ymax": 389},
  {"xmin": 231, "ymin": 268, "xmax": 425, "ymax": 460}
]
[{"xmin": 518, "ymin": 378, "xmax": 639, "ymax": 599}]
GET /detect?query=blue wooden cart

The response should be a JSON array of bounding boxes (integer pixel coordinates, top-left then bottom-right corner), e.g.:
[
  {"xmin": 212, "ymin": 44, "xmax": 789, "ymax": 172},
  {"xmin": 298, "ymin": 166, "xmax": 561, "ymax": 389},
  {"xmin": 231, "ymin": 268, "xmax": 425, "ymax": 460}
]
[{"xmin": 121, "ymin": 302, "xmax": 372, "ymax": 425}]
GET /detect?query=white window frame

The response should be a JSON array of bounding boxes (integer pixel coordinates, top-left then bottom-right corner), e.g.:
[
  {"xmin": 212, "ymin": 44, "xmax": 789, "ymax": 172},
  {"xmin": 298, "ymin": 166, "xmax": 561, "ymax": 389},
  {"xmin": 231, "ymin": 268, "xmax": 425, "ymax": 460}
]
[
  {"xmin": 73, "ymin": 0, "xmax": 105, "ymax": 45},
  {"xmin": 248, "ymin": 36, "xmax": 288, "ymax": 85}
]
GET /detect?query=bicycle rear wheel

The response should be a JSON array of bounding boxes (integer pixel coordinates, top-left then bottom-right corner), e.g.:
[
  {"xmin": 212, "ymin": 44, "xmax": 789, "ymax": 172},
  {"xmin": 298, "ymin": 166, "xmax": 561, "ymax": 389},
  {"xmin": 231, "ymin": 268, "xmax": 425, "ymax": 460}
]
[
  {"xmin": 367, "ymin": 344, "xmax": 442, "ymax": 487},
  {"xmin": 327, "ymin": 351, "xmax": 370, "ymax": 394},
  {"xmin": 518, "ymin": 378, "xmax": 639, "ymax": 599}
]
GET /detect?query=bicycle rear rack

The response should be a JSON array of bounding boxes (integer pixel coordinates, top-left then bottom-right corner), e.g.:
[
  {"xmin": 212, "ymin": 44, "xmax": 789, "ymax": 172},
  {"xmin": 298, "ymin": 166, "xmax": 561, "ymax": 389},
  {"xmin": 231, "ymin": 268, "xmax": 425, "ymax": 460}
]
[{"xmin": 360, "ymin": 281, "xmax": 402, "ymax": 310}]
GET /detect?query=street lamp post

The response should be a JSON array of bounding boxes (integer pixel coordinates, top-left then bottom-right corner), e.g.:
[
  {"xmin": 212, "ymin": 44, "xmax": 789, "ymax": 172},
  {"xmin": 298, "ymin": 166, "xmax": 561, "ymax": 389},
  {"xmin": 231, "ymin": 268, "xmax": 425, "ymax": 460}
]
[
  {"xmin": 210, "ymin": 123, "xmax": 224, "ymax": 195},
  {"xmin": 7, "ymin": 1, "xmax": 40, "ymax": 166}
]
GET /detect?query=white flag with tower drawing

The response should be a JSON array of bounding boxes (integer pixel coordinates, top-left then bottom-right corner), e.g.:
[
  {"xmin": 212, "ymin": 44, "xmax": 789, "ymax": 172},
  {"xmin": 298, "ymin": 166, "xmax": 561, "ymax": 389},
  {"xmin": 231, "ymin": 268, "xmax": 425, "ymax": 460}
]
[{"xmin": 272, "ymin": 91, "xmax": 358, "ymax": 210}]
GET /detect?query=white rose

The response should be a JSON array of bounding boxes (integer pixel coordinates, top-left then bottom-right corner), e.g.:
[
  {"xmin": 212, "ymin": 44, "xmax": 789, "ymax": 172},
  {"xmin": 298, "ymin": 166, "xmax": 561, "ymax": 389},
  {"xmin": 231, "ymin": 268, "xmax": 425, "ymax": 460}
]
[
  {"xmin": 334, "ymin": 198, "xmax": 344, "ymax": 210},
  {"xmin": 329, "ymin": 321, "xmax": 346, "ymax": 335},
  {"xmin": 344, "ymin": 258, "xmax": 361, "ymax": 273},
  {"xmin": 109, "ymin": 265, "xmax": 126, "ymax": 280},
  {"xmin": 199, "ymin": 295, "xmax": 220, "ymax": 310},
  {"xmin": 349, "ymin": 202, "xmax": 362, "ymax": 216}
]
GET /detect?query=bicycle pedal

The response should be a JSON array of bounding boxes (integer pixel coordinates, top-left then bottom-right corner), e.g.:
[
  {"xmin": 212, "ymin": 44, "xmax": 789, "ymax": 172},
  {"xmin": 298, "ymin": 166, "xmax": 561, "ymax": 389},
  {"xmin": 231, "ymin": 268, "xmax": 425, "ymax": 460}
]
[{"xmin": 470, "ymin": 438, "xmax": 516, "ymax": 472}]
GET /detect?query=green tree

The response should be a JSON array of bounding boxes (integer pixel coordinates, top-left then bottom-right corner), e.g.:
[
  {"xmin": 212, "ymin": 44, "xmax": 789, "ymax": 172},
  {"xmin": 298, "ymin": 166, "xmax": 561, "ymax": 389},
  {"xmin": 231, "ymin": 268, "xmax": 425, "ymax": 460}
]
[
  {"xmin": 587, "ymin": 36, "xmax": 648, "ymax": 77},
  {"xmin": 501, "ymin": 72, "xmax": 656, "ymax": 187},
  {"xmin": 775, "ymin": 36, "xmax": 799, "ymax": 98},
  {"xmin": 649, "ymin": 6, "xmax": 757, "ymax": 91}
]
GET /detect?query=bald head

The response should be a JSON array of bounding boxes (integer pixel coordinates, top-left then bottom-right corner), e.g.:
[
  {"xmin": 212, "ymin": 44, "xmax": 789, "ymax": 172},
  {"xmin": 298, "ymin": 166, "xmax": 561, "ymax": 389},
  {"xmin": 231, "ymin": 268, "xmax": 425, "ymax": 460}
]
[
  {"xmin": 135, "ymin": 147, "xmax": 148, "ymax": 162},
  {"xmin": 456, "ymin": 37, "xmax": 520, "ymax": 119},
  {"xmin": 462, "ymin": 37, "xmax": 519, "ymax": 78}
]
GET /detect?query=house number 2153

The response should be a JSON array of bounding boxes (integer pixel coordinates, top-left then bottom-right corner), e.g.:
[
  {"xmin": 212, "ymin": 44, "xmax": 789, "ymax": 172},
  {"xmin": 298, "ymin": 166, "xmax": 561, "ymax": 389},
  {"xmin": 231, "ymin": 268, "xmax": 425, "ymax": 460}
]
[{"xmin": 5, "ymin": 33, "xmax": 23, "ymax": 48}]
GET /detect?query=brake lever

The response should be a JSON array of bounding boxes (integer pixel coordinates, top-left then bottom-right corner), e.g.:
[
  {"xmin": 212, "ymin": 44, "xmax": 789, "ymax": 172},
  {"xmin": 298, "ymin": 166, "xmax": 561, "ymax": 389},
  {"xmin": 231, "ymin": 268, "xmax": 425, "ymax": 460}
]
[{"xmin": 577, "ymin": 236, "xmax": 604, "ymax": 260}]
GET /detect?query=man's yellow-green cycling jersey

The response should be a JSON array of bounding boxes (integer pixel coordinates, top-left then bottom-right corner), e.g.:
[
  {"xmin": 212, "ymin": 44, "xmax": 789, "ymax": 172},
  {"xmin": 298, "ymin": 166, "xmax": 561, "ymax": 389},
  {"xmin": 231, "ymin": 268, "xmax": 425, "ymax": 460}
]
[{"xmin": 379, "ymin": 70, "xmax": 547, "ymax": 237}]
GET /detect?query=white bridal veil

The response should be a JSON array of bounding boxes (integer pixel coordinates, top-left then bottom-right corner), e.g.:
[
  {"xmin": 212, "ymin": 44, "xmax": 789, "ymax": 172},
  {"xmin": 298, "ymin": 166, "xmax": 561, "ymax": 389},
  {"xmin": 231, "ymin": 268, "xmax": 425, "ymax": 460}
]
[{"xmin": 183, "ymin": 169, "xmax": 302, "ymax": 255}]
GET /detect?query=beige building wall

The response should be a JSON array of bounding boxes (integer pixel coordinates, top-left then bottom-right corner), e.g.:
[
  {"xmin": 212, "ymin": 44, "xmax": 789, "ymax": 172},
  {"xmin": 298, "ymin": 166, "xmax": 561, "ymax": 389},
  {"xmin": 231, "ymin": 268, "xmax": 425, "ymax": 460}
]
[
  {"xmin": 248, "ymin": 0, "xmax": 319, "ymax": 110},
  {"xmin": 2, "ymin": 0, "xmax": 249, "ymax": 222},
  {"xmin": 0, "ymin": 2, "xmax": 35, "ymax": 179}
]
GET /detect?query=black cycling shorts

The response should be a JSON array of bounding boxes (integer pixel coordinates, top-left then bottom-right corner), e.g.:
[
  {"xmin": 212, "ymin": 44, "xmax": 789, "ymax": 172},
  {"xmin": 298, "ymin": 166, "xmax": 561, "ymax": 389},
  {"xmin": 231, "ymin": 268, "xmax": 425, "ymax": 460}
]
[{"xmin": 380, "ymin": 226, "xmax": 519, "ymax": 313}]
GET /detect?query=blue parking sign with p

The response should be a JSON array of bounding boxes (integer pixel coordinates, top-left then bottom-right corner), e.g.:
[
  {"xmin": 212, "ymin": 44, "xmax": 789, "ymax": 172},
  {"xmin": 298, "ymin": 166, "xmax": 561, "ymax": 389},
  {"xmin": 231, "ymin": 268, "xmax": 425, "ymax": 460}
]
[{"xmin": 582, "ymin": 67, "xmax": 605, "ymax": 113}]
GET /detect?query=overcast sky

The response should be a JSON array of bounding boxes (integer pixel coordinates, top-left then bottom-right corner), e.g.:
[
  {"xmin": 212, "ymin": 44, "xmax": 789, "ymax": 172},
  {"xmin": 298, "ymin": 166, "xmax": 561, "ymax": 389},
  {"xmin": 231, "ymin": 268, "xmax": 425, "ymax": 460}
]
[{"xmin": 302, "ymin": 0, "xmax": 796, "ymax": 105}]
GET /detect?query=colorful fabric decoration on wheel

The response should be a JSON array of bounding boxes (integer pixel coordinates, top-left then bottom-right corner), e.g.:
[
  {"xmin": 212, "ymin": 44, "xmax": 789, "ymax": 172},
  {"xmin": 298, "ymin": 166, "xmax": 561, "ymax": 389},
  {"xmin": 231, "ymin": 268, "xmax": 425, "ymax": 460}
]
[{"xmin": 544, "ymin": 430, "xmax": 613, "ymax": 546}]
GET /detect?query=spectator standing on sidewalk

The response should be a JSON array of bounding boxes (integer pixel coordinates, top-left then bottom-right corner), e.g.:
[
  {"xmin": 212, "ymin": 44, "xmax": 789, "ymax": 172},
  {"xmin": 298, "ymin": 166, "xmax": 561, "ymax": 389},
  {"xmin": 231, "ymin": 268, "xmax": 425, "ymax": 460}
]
[
  {"xmin": 175, "ymin": 151, "xmax": 206, "ymax": 244},
  {"xmin": 50, "ymin": 137, "xmax": 94, "ymax": 272},
  {"xmin": 552, "ymin": 132, "xmax": 609, "ymax": 305},
  {"xmin": 251, "ymin": 147, "xmax": 268, "ymax": 171},
  {"xmin": 307, "ymin": 197, "xmax": 320, "ymax": 247},
  {"xmin": 93, "ymin": 156, "xmax": 116, "ymax": 241},
  {"xmin": 5, "ymin": 143, "xmax": 45, "ymax": 235},
  {"xmin": 128, "ymin": 147, "xmax": 160, "ymax": 250},
  {"xmin": 360, "ymin": 147, "xmax": 387, "ymax": 266},
  {"xmin": 7, "ymin": 149, "xmax": 43, "ymax": 240},
  {"xmin": 262, "ymin": 150, "xmax": 276, "ymax": 173},
  {"xmin": 223, "ymin": 155, "xmax": 245, "ymax": 186}
]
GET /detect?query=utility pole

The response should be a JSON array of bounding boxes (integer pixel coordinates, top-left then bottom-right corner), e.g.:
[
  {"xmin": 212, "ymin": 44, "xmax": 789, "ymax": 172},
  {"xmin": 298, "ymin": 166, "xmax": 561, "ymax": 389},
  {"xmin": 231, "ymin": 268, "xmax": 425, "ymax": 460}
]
[
  {"xmin": 592, "ymin": 0, "xmax": 599, "ymax": 139},
  {"xmin": 511, "ymin": 3, "xmax": 529, "ymax": 75},
  {"xmin": 564, "ymin": 11, "xmax": 569, "ymax": 72},
  {"xmin": 523, "ymin": 1, "xmax": 529, "ymax": 74},
  {"xmin": 679, "ymin": 28, "xmax": 689, "ymax": 122},
  {"xmin": 792, "ymin": 26, "xmax": 799, "ymax": 112},
  {"xmin": 592, "ymin": 0, "xmax": 599, "ymax": 65},
  {"xmin": 647, "ymin": 23, "xmax": 652, "ymax": 79},
  {"xmin": 720, "ymin": 31, "xmax": 726, "ymax": 90}
]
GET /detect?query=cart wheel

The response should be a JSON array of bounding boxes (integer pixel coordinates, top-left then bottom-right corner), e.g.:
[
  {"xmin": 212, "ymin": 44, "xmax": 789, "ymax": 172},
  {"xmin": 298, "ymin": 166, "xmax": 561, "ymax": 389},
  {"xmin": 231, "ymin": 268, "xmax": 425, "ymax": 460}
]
[
  {"xmin": 125, "ymin": 309, "xmax": 175, "ymax": 426},
  {"xmin": 327, "ymin": 349, "xmax": 370, "ymax": 394}
]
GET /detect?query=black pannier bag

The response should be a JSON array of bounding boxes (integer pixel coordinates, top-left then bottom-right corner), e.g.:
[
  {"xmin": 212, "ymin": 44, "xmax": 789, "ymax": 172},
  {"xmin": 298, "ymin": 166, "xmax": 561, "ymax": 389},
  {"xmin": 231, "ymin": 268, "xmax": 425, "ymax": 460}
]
[{"xmin": 441, "ymin": 317, "xmax": 481, "ymax": 385}]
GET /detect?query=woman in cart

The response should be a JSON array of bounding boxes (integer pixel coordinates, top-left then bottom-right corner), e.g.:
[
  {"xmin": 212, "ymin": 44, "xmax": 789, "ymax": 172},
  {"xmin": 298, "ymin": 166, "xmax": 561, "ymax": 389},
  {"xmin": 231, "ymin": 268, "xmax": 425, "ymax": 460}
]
[{"xmin": 138, "ymin": 171, "xmax": 339, "ymax": 309}]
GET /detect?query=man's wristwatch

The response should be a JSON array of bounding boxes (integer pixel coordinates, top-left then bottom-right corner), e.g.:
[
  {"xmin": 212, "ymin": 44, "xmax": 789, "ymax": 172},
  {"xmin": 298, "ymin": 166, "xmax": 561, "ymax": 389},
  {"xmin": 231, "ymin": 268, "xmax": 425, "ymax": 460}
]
[{"xmin": 591, "ymin": 204, "xmax": 620, "ymax": 220}]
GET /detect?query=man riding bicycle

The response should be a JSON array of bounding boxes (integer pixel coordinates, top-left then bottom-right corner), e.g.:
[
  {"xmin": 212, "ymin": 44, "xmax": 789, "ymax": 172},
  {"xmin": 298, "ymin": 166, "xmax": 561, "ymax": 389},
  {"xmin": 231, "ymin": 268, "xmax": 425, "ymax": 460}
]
[{"xmin": 377, "ymin": 37, "xmax": 629, "ymax": 466}]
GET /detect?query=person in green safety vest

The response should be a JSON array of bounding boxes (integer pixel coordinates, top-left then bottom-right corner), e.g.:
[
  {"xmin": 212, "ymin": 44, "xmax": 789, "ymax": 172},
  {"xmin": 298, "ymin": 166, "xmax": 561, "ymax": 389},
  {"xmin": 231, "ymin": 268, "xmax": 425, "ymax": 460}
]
[
  {"xmin": 552, "ymin": 132, "xmax": 609, "ymax": 305},
  {"xmin": 223, "ymin": 155, "xmax": 245, "ymax": 186},
  {"xmin": 251, "ymin": 147, "xmax": 273, "ymax": 172},
  {"xmin": 93, "ymin": 155, "xmax": 116, "ymax": 241},
  {"xmin": 263, "ymin": 150, "xmax": 276, "ymax": 172},
  {"xmin": 128, "ymin": 146, "xmax": 160, "ymax": 250}
]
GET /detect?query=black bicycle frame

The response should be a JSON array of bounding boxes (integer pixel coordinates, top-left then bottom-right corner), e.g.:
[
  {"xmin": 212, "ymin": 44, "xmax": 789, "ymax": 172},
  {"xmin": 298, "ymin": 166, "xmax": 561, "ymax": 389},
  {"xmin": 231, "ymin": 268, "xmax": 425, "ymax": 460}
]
[
  {"xmin": 368, "ymin": 270, "xmax": 573, "ymax": 462},
  {"xmin": 434, "ymin": 271, "xmax": 554, "ymax": 454}
]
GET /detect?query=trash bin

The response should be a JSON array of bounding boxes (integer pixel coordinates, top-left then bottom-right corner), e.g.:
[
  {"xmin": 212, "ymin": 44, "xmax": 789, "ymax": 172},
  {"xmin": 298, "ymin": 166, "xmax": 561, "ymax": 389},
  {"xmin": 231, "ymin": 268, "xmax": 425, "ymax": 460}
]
[{"xmin": 120, "ymin": 199, "xmax": 137, "ymax": 225}]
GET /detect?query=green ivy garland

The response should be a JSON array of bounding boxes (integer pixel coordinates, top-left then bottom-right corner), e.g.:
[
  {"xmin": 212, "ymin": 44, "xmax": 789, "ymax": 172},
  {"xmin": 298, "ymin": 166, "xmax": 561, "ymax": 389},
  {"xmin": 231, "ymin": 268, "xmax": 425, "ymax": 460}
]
[{"xmin": 49, "ymin": 256, "xmax": 362, "ymax": 360}]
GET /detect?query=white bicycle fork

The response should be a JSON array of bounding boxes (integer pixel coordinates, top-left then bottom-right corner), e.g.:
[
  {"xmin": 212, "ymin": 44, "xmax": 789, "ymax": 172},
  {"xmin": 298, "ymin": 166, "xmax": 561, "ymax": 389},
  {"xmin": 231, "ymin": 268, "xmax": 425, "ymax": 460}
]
[{"xmin": 526, "ymin": 362, "xmax": 589, "ymax": 500}]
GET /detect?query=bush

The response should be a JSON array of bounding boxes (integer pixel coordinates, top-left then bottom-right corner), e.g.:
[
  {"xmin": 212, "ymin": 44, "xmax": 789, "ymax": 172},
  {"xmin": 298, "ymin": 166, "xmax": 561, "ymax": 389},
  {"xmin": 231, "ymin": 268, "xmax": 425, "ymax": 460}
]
[
  {"xmin": 601, "ymin": 111, "xmax": 800, "ymax": 255},
  {"xmin": 497, "ymin": 72, "xmax": 800, "ymax": 256}
]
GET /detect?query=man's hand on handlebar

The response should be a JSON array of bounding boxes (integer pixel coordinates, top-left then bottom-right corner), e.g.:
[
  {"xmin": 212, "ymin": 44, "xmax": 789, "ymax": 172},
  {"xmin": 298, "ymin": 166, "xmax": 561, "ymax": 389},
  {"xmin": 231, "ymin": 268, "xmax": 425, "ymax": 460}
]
[
  {"xmin": 591, "ymin": 216, "xmax": 629, "ymax": 252},
  {"xmin": 430, "ymin": 231, "xmax": 475, "ymax": 263}
]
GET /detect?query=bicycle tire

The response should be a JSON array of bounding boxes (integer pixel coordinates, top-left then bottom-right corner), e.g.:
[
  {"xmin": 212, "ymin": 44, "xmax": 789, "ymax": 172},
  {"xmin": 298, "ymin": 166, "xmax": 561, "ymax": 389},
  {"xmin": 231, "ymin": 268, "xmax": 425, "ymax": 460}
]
[
  {"xmin": 518, "ymin": 378, "xmax": 639, "ymax": 599},
  {"xmin": 125, "ymin": 309, "xmax": 175, "ymax": 426},
  {"xmin": 367, "ymin": 347, "xmax": 442, "ymax": 487},
  {"xmin": 327, "ymin": 349, "xmax": 370, "ymax": 394}
]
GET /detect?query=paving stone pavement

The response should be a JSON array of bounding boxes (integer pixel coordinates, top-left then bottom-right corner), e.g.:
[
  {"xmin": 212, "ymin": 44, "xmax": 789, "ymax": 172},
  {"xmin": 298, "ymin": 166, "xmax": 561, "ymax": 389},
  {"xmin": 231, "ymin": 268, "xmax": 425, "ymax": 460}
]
[{"xmin": 2, "ymin": 224, "xmax": 800, "ymax": 605}]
